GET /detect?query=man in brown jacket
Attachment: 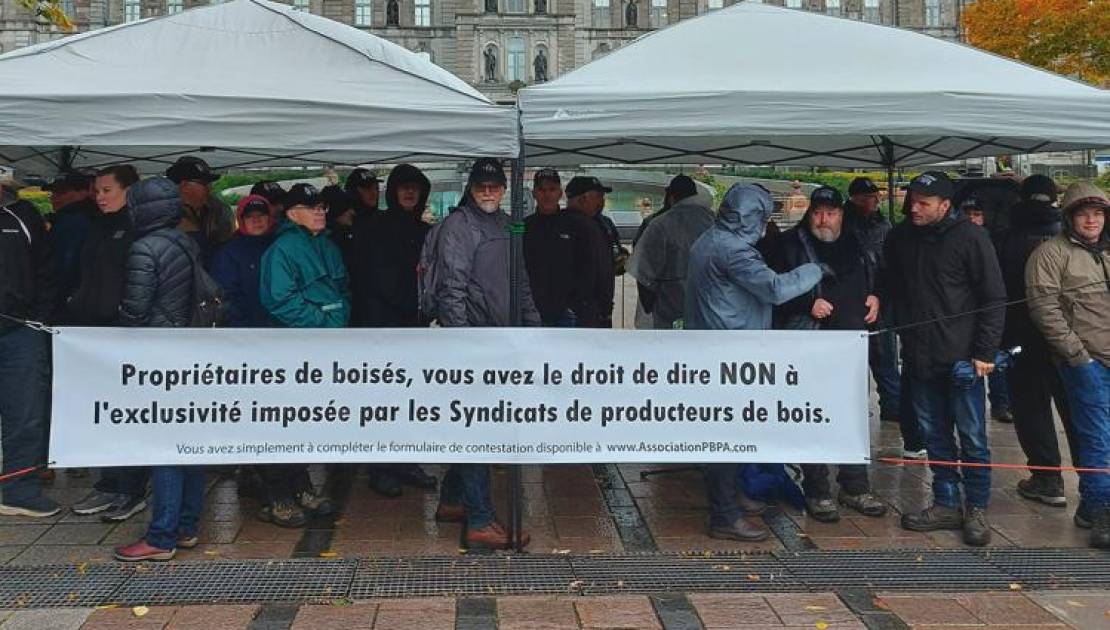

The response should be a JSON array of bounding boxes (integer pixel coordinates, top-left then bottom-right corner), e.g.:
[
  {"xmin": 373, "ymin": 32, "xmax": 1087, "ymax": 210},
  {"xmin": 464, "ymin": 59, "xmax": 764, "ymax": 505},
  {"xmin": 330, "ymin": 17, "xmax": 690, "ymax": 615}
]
[{"xmin": 1025, "ymin": 181, "xmax": 1109, "ymax": 549}]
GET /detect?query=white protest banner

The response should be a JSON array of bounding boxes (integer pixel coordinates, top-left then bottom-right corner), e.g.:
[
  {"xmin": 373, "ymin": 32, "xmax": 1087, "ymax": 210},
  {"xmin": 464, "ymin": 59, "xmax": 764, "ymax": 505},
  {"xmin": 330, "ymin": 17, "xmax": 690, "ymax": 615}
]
[{"xmin": 50, "ymin": 327, "xmax": 868, "ymax": 466}]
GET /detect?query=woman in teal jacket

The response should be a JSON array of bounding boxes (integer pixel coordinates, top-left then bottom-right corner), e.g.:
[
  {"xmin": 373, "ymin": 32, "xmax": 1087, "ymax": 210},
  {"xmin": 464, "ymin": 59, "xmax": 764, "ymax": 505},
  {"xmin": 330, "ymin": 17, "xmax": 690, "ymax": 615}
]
[
  {"xmin": 261, "ymin": 183, "xmax": 350, "ymax": 329},
  {"xmin": 257, "ymin": 183, "xmax": 347, "ymax": 528}
]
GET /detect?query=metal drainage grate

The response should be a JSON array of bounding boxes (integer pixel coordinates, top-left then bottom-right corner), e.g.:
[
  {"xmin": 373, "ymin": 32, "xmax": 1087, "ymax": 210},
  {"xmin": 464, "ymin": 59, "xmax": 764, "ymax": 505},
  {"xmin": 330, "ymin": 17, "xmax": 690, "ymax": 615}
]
[
  {"xmin": 570, "ymin": 552, "xmax": 803, "ymax": 594},
  {"xmin": 0, "ymin": 564, "xmax": 131, "ymax": 608},
  {"xmin": 982, "ymin": 548, "xmax": 1110, "ymax": 589},
  {"xmin": 781, "ymin": 549, "xmax": 1013, "ymax": 592},
  {"xmin": 110, "ymin": 559, "xmax": 357, "ymax": 605},
  {"xmin": 350, "ymin": 555, "xmax": 576, "ymax": 598}
]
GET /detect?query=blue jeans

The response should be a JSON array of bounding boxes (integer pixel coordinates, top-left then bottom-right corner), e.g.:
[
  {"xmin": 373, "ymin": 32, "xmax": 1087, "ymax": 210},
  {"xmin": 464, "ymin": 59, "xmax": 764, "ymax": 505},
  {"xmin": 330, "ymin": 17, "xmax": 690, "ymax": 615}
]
[
  {"xmin": 440, "ymin": 464, "xmax": 495, "ymax": 529},
  {"xmin": 988, "ymin": 369, "xmax": 1011, "ymax": 411},
  {"xmin": 910, "ymin": 374, "xmax": 991, "ymax": 508},
  {"xmin": 95, "ymin": 468, "xmax": 150, "ymax": 498},
  {"xmin": 1058, "ymin": 361, "xmax": 1110, "ymax": 509},
  {"xmin": 146, "ymin": 466, "xmax": 206, "ymax": 550},
  {"xmin": 869, "ymin": 330, "xmax": 901, "ymax": 418},
  {"xmin": 0, "ymin": 327, "xmax": 50, "ymax": 504}
]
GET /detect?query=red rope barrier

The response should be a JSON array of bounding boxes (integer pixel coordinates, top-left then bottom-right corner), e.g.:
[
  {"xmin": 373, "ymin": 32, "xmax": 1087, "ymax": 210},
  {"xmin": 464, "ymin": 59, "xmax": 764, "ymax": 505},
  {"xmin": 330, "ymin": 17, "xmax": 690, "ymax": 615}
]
[
  {"xmin": 879, "ymin": 457, "xmax": 1110, "ymax": 474},
  {"xmin": 0, "ymin": 465, "xmax": 49, "ymax": 484}
]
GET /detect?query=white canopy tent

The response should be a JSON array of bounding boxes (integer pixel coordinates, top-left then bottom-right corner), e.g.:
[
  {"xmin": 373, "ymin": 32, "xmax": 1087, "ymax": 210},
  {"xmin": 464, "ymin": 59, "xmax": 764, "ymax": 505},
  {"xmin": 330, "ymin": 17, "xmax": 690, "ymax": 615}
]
[
  {"xmin": 0, "ymin": 0, "xmax": 518, "ymax": 176},
  {"xmin": 518, "ymin": 1, "xmax": 1110, "ymax": 168}
]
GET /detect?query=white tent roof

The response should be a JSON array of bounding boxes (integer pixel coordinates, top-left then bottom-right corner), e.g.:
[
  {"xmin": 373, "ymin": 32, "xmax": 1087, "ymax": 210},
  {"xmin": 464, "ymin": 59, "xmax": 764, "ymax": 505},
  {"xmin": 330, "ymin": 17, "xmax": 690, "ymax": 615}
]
[
  {"xmin": 0, "ymin": 0, "xmax": 518, "ymax": 176},
  {"xmin": 518, "ymin": 2, "xmax": 1110, "ymax": 167}
]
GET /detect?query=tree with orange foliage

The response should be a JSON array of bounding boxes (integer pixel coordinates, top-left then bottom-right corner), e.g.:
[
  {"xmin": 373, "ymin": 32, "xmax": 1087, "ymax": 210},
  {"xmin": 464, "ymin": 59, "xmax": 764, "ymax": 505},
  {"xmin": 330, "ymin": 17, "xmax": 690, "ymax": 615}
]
[
  {"xmin": 16, "ymin": 0, "xmax": 74, "ymax": 31},
  {"xmin": 962, "ymin": 0, "xmax": 1109, "ymax": 86}
]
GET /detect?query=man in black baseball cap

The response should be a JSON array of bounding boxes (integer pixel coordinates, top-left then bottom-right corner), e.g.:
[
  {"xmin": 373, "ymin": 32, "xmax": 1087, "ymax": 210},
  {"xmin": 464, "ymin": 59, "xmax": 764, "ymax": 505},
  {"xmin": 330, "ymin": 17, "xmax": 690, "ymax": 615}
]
[
  {"xmin": 165, "ymin": 156, "xmax": 234, "ymax": 266},
  {"xmin": 524, "ymin": 168, "xmax": 585, "ymax": 326},
  {"xmin": 881, "ymin": 169, "xmax": 1006, "ymax": 546},
  {"xmin": 43, "ymin": 169, "xmax": 98, "ymax": 305},
  {"xmin": 344, "ymin": 168, "xmax": 381, "ymax": 214},
  {"xmin": 250, "ymin": 180, "xmax": 287, "ymax": 219},
  {"xmin": 564, "ymin": 175, "xmax": 620, "ymax": 326}
]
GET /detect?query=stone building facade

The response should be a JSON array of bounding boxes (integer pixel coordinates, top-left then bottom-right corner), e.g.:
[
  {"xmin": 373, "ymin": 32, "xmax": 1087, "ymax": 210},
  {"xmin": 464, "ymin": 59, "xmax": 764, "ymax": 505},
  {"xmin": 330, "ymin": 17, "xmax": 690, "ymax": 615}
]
[{"xmin": 0, "ymin": 0, "xmax": 971, "ymax": 100}]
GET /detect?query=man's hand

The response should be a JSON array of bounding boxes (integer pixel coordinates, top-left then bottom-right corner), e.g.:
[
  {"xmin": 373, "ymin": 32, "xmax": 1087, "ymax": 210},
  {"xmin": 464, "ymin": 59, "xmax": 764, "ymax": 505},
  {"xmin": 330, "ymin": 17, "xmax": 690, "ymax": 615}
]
[
  {"xmin": 972, "ymin": 359, "xmax": 995, "ymax": 377},
  {"xmin": 811, "ymin": 298, "xmax": 834, "ymax": 320},
  {"xmin": 864, "ymin": 295, "xmax": 880, "ymax": 325}
]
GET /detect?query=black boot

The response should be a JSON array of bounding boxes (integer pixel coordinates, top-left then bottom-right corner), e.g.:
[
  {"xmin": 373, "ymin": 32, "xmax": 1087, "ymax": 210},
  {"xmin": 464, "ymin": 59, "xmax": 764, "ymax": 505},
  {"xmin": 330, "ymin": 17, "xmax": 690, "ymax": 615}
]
[{"xmin": 1092, "ymin": 508, "xmax": 1110, "ymax": 550}]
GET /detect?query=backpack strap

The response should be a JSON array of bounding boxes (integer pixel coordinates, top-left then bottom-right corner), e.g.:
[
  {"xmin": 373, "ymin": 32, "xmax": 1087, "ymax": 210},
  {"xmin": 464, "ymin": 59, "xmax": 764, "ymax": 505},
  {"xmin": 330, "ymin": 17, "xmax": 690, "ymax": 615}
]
[{"xmin": 2, "ymin": 207, "xmax": 32, "ymax": 246}]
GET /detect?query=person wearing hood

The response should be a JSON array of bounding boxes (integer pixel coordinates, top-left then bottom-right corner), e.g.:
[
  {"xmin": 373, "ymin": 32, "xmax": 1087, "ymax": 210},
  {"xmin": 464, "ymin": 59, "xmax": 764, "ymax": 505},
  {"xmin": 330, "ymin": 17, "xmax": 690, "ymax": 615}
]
[
  {"xmin": 0, "ymin": 178, "xmax": 59, "ymax": 518},
  {"xmin": 881, "ymin": 172, "xmax": 1006, "ymax": 547},
  {"xmin": 349, "ymin": 164, "xmax": 437, "ymax": 498},
  {"xmin": 257, "ymin": 184, "xmax": 344, "ymax": 527},
  {"xmin": 685, "ymin": 183, "xmax": 826, "ymax": 542},
  {"xmin": 995, "ymin": 175, "xmax": 1076, "ymax": 510},
  {"xmin": 768, "ymin": 186, "xmax": 887, "ymax": 523},
  {"xmin": 433, "ymin": 158, "xmax": 539, "ymax": 550},
  {"xmin": 1025, "ymin": 182, "xmax": 1110, "ymax": 549},
  {"xmin": 321, "ymin": 185, "xmax": 358, "ymax": 273},
  {"xmin": 67, "ymin": 164, "xmax": 154, "ymax": 524},
  {"xmin": 114, "ymin": 177, "xmax": 206, "ymax": 561},
  {"xmin": 165, "ymin": 156, "xmax": 236, "ymax": 268},
  {"xmin": 45, "ymin": 170, "xmax": 98, "ymax": 318},
  {"xmin": 250, "ymin": 180, "xmax": 287, "ymax": 223},
  {"xmin": 211, "ymin": 195, "xmax": 277, "ymax": 328},
  {"xmin": 628, "ymin": 174, "xmax": 713, "ymax": 330}
]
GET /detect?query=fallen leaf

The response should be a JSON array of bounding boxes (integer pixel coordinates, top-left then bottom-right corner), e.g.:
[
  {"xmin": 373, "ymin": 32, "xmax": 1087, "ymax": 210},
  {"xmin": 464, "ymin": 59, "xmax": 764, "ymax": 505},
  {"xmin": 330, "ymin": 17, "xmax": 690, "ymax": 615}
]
[
  {"xmin": 319, "ymin": 552, "xmax": 338, "ymax": 558},
  {"xmin": 95, "ymin": 604, "xmax": 118, "ymax": 610},
  {"xmin": 616, "ymin": 580, "xmax": 625, "ymax": 588},
  {"xmin": 915, "ymin": 555, "xmax": 924, "ymax": 562},
  {"xmin": 203, "ymin": 551, "xmax": 219, "ymax": 556},
  {"xmin": 1066, "ymin": 600, "xmax": 1085, "ymax": 607},
  {"xmin": 871, "ymin": 598, "xmax": 890, "ymax": 611},
  {"xmin": 746, "ymin": 574, "xmax": 761, "ymax": 581},
  {"xmin": 331, "ymin": 598, "xmax": 353, "ymax": 607},
  {"xmin": 1009, "ymin": 583, "xmax": 1023, "ymax": 591},
  {"xmin": 76, "ymin": 563, "xmax": 88, "ymax": 575},
  {"xmin": 805, "ymin": 605, "xmax": 827, "ymax": 611},
  {"xmin": 567, "ymin": 580, "xmax": 584, "ymax": 591},
  {"xmin": 132, "ymin": 606, "xmax": 150, "ymax": 618},
  {"xmin": 815, "ymin": 622, "xmax": 829, "ymax": 630},
  {"xmin": 711, "ymin": 564, "xmax": 731, "ymax": 571}
]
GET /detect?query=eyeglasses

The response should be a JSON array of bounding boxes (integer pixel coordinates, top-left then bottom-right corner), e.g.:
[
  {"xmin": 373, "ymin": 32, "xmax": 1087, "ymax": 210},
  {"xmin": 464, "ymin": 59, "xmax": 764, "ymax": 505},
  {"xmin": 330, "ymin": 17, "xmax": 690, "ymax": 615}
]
[{"xmin": 292, "ymin": 204, "xmax": 327, "ymax": 215}]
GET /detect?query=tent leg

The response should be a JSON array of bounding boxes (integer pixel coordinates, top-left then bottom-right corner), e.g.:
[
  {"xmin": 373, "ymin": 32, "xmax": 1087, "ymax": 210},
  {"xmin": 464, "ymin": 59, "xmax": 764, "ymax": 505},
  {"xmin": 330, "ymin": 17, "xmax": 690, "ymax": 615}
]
[
  {"xmin": 508, "ymin": 116, "xmax": 526, "ymax": 552},
  {"xmin": 881, "ymin": 137, "xmax": 896, "ymax": 222}
]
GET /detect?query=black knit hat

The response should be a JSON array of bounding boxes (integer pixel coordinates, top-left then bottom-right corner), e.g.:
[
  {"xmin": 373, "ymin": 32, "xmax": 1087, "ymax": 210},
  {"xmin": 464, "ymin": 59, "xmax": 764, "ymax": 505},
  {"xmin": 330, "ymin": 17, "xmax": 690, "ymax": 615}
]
[{"xmin": 1020, "ymin": 174, "xmax": 1058, "ymax": 204}]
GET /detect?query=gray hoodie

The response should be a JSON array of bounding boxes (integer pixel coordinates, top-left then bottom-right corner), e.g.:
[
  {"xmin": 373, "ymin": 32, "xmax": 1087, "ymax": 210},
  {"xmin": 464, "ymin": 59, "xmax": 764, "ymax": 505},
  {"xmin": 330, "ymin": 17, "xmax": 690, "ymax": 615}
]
[{"xmin": 684, "ymin": 184, "xmax": 823, "ymax": 331}]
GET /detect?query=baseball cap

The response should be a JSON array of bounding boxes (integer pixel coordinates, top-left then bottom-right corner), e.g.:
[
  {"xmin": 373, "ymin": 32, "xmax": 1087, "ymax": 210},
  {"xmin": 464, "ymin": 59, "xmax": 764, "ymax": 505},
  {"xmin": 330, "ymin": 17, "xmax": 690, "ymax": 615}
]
[
  {"xmin": 848, "ymin": 177, "xmax": 880, "ymax": 196},
  {"xmin": 347, "ymin": 168, "xmax": 380, "ymax": 189},
  {"xmin": 564, "ymin": 176, "xmax": 612, "ymax": 198},
  {"xmin": 468, "ymin": 158, "xmax": 507, "ymax": 188},
  {"xmin": 283, "ymin": 183, "xmax": 322, "ymax": 210},
  {"xmin": 959, "ymin": 196, "xmax": 982, "ymax": 213},
  {"xmin": 906, "ymin": 171, "xmax": 954, "ymax": 200},
  {"xmin": 43, "ymin": 170, "xmax": 94, "ymax": 192},
  {"xmin": 237, "ymin": 195, "xmax": 271, "ymax": 218},
  {"xmin": 665, "ymin": 175, "xmax": 697, "ymax": 200},
  {"xmin": 809, "ymin": 185, "xmax": 843, "ymax": 209},
  {"xmin": 250, "ymin": 181, "xmax": 286, "ymax": 204},
  {"xmin": 165, "ymin": 156, "xmax": 220, "ymax": 184},
  {"xmin": 1020, "ymin": 174, "xmax": 1058, "ymax": 204},
  {"xmin": 533, "ymin": 168, "xmax": 561, "ymax": 187}
]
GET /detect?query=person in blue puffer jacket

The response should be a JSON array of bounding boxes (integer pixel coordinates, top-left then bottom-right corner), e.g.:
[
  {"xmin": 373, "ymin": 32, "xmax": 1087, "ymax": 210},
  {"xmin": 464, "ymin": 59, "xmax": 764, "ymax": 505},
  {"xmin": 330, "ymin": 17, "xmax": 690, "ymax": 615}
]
[{"xmin": 211, "ymin": 195, "xmax": 278, "ymax": 328}]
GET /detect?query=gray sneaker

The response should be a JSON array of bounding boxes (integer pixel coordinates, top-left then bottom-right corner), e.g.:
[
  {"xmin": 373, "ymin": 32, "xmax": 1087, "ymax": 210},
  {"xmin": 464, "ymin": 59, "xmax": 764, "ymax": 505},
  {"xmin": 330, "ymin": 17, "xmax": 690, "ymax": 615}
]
[
  {"xmin": 963, "ymin": 506, "xmax": 992, "ymax": 547},
  {"xmin": 805, "ymin": 497, "xmax": 840, "ymax": 523},
  {"xmin": 100, "ymin": 494, "xmax": 148, "ymax": 522},
  {"xmin": 1017, "ymin": 477, "xmax": 1066, "ymax": 507},
  {"xmin": 0, "ymin": 495, "xmax": 61, "ymax": 518},
  {"xmin": 72, "ymin": 490, "xmax": 121, "ymax": 516},
  {"xmin": 838, "ymin": 491, "xmax": 888, "ymax": 517}
]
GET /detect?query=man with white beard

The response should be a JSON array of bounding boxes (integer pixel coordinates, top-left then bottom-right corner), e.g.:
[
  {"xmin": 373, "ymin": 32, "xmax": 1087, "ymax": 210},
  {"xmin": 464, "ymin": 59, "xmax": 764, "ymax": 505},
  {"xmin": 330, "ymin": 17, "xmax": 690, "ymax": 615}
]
[
  {"xmin": 769, "ymin": 186, "xmax": 886, "ymax": 524},
  {"xmin": 432, "ymin": 157, "xmax": 540, "ymax": 550}
]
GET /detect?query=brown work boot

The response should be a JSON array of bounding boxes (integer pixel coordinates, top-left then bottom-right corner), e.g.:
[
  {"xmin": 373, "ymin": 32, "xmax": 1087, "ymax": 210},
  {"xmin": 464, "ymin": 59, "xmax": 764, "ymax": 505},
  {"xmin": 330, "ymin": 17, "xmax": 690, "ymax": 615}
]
[
  {"xmin": 466, "ymin": 521, "xmax": 530, "ymax": 550},
  {"xmin": 901, "ymin": 504, "xmax": 963, "ymax": 532},
  {"xmin": 709, "ymin": 517, "xmax": 770, "ymax": 542},
  {"xmin": 435, "ymin": 502, "xmax": 465, "ymax": 523}
]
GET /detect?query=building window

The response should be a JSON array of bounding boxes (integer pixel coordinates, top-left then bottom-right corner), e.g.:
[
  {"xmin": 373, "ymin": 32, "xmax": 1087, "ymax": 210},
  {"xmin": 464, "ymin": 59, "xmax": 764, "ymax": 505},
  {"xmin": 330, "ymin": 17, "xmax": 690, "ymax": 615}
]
[
  {"xmin": 415, "ymin": 0, "xmax": 431, "ymax": 25},
  {"xmin": 292, "ymin": 0, "xmax": 310, "ymax": 11},
  {"xmin": 924, "ymin": 0, "xmax": 941, "ymax": 26},
  {"xmin": 60, "ymin": 0, "xmax": 75, "ymax": 19},
  {"xmin": 650, "ymin": 0, "xmax": 666, "ymax": 25},
  {"xmin": 863, "ymin": 0, "xmax": 879, "ymax": 22},
  {"xmin": 707, "ymin": 0, "xmax": 722, "ymax": 10},
  {"xmin": 505, "ymin": 0, "xmax": 525, "ymax": 12},
  {"xmin": 354, "ymin": 0, "xmax": 371, "ymax": 24},
  {"xmin": 166, "ymin": 0, "xmax": 184, "ymax": 13},
  {"xmin": 784, "ymin": 0, "xmax": 801, "ymax": 8},
  {"xmin": 824, "ymin": 0, "xmax": 839, "ymax": 15},
  {"xmin": 593, "ymin": 0, "xmax": 610, "ymax": 27},
  {"xmin": 124, "ymin": 0, "xmax": 141, "ymax": 21},
  {"xmin": 507, "ymin": 36, "xmax": 525, "ymax": 82}
]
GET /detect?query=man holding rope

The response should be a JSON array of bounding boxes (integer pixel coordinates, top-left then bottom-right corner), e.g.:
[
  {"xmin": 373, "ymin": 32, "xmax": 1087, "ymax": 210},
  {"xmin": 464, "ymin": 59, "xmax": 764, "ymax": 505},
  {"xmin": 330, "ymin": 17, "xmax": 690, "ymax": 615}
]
[
  {"xmin": 882, "ymin": 172, "xmax": 1005, "ymax": 547},
  {"xmin": 1025, "ymin": 182, "xmax": 1110, "ymax": 550}
]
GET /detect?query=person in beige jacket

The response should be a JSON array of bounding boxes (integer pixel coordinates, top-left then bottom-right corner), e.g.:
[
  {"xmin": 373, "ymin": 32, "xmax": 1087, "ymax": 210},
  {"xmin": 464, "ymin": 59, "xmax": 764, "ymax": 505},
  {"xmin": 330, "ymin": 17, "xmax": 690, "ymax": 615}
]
[{"xmin": 1025, "ymin": 181, "xmax": 1109, "ymax": 549}]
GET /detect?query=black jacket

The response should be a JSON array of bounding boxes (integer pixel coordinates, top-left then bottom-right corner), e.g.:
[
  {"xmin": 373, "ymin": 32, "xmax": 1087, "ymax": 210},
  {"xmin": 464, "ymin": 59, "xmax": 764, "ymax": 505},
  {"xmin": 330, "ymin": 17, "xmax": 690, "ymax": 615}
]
[
  {"xmin": 564, "ymin": 209, "xmax": 613, "ymax": 328},
  {"xmin": 771, "ymin": 226, "xmax": 870, "ymax": 331},
  {"xmin": 119, "ymin": 178, "xmax": 195, "ymax": 328},
  {"xmin": 49, "ymin": 198, "xmax": 98, "ymax": 315},
  {"xmin": 525, "ymin": 210, "xmax": 602, "ymax": 326},
  {"xmin": 995, "ymin": 199, "xmax": 1063, "ymax": 351},
  {"xmin": 351, "ymin": 164, "xmax": 431, "ymax": 327},
  {"xmin": 66, "ymin": 208, "xmax": 134, "ymax": 325},
  {"xmin": 879, "ymin": 214, "xmax": 1006, "ymax": 378},
  {"xmin": 0, "ymin": 199, "xmax": 56, "ymax": 333}
]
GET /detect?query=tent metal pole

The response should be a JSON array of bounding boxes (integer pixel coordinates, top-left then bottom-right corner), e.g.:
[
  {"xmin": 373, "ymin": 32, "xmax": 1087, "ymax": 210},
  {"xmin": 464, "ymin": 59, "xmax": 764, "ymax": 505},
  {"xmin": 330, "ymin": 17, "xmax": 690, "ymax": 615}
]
[
  {"xmin": 508, "ymin": 107, "xmax": 526, "ymax": 552},
  {"xmin": 881, "ymin": 136, "xmax": 896, "ymax": 222}
]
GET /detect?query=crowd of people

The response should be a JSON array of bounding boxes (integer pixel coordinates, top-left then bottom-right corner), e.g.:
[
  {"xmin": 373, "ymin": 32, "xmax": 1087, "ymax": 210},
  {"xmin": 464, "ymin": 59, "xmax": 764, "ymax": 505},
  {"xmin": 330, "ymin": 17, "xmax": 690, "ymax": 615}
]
[{"xmin": 0, "ymin": 156, "xmax": 1106, "ymax": 562}]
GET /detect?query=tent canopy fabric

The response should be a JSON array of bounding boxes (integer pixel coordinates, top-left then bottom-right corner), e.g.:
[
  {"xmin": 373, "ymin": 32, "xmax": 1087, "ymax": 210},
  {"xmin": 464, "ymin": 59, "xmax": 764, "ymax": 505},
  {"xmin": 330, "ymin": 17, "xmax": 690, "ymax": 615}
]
[
  {"xmin": 518, "ymin": 2, "xmax": 1110, "ymax": 167},
  {"xmin": 0, "ymin": 0, "xmax": 518, "ymax": 176}
]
